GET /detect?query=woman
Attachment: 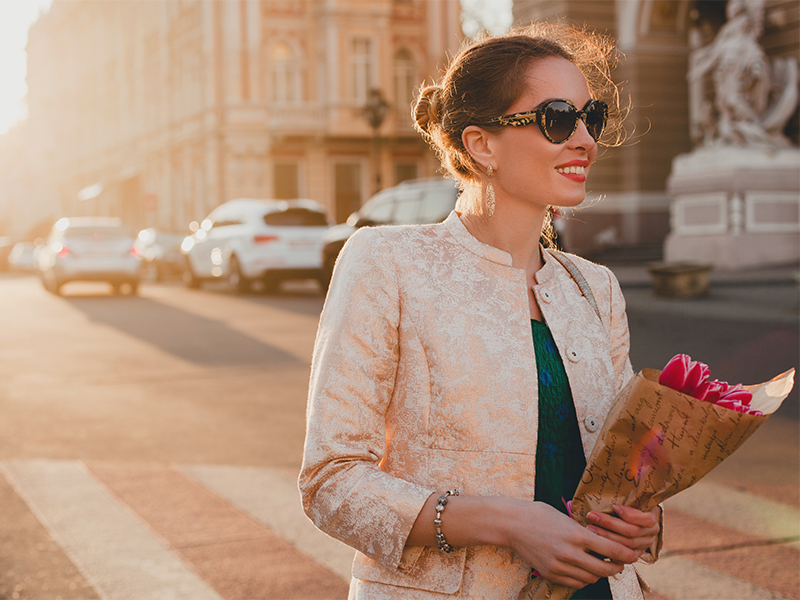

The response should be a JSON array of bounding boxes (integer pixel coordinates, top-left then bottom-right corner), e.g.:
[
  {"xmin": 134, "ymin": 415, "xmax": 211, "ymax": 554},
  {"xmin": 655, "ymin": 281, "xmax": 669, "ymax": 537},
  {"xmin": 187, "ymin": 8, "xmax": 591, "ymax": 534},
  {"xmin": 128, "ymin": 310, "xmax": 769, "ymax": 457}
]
[{"xmin": 300, "ymin": 24, "xmax": 662, "ymax": 600}]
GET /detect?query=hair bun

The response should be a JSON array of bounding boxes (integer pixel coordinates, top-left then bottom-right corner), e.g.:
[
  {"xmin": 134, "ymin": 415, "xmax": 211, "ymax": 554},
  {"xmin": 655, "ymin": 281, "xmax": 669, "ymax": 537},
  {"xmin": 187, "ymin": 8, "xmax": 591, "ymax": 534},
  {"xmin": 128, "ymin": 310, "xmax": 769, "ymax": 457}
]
[{"xmin": 413, "ymin": 85, "xmax": 442, "ymax": 133}]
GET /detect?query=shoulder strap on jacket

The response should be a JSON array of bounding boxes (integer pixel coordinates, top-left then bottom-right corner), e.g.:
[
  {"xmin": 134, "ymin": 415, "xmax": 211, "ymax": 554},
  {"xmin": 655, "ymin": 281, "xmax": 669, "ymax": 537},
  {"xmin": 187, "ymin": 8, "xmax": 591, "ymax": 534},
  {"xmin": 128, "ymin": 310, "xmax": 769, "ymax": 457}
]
[{"xmin": 548, "ymin": 251, "xmax": 603, "ymax": 324}]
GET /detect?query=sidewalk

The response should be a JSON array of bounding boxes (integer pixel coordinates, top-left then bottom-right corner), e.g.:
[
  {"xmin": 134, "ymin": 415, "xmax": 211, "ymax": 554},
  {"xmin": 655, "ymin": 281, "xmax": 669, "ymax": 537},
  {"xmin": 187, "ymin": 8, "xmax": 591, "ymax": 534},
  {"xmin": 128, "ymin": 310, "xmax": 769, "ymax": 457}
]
[{"xmin": 608, "ymin": 262, "xmax": 800, "ymax": 324}]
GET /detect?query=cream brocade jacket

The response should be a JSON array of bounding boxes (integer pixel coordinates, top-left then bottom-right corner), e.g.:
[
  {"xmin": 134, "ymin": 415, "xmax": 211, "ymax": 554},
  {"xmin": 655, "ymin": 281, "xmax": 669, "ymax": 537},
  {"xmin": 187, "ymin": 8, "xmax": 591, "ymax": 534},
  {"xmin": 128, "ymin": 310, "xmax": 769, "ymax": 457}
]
[{"xmin": 300, "ymin": 212, "xmax": 660, "ymax": 599}]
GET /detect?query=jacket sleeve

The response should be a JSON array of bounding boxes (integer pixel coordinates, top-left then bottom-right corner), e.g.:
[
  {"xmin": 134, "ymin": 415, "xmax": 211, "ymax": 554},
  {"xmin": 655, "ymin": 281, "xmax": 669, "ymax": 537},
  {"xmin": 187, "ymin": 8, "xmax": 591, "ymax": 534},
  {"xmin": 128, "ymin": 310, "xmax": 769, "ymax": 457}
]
[
  {"xmin": 298, "ymin": 227, "xmax": 435, "ymax": 571},
  {"xmin": 602, "ymin": 266, "xmax": 635, "ymax": 393}
]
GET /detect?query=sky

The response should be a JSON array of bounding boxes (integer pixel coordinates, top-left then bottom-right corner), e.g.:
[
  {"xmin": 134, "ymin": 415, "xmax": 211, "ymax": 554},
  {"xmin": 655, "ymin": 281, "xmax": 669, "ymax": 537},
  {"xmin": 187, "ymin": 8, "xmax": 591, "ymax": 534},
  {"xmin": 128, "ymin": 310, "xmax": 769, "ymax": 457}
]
[
  {"xmin": 0, "ymin": 0, "xmax": 511, "ymax": 137},
  {"xmin": 0, "ymin": 0, "xmax": 52, "ymax": 135}
]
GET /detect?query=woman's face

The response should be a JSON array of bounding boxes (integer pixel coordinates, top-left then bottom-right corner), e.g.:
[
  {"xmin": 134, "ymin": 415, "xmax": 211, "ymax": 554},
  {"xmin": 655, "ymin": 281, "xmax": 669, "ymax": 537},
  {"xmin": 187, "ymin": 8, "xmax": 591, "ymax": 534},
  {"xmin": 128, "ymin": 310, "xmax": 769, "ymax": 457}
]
[{"xmin": 488, "ymin": 56, "xmax": 598, "ymax": 212}]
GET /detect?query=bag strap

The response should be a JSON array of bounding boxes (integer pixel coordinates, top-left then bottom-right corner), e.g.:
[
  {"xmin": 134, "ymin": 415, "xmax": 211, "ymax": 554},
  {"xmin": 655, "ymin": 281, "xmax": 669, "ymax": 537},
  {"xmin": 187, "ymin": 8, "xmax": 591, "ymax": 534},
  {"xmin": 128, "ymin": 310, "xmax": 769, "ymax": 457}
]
[{"xmin": 548, "ymin": 251, "xmax": 603, "ymax": 324}]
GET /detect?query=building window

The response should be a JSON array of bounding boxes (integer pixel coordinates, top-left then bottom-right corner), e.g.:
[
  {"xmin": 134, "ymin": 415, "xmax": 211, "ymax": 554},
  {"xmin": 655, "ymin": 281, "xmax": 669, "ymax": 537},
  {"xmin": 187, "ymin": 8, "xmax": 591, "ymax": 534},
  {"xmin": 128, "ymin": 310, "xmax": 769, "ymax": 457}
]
[
  {"xmin": 334, "ymin": 162, "xmax": 363, "ymax": 223},
  {"xmin": 274, "ymin": 162, "xmax": 300, "ymax": 199},
  {"xmin": 269, "ymin": 42, "xmax": 301, "ymax": 104},
  {"xmin": 352, "ymin": 38, "xmax": 374, "ymax": 104},
  {"xmin": 394, "ymin": 48, "xmax": 415, "ymax": 114},
  {"xmin": 394, "ymin": 162, "xmax": 417, "ymax": 184}
]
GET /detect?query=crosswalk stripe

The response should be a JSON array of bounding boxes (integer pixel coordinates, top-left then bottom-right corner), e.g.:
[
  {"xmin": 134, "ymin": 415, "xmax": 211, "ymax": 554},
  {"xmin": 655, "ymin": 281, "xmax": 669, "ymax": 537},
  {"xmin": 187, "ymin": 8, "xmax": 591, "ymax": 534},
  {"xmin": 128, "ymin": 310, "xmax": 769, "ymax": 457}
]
[
  {"xmin": 180, "ymin": 463, "xmax": 355, "ymax": 582},
  {"xmin": 88, "ymin": 462, "xmax": 349, "ymax": 600},
  {"xmin": 664, "ymin": 480, "xmax": 799, "ymax": 540},
  {"xmin": 3, "ymin": 458, "xmax": 797, "ymax": 600},
  {"xmin": 639, "ymin": 555, "xmax": 792, "ymax": 600},
  {"xmin": 1, "ymin": 459, "xmax": 222, "ymax": 600}
]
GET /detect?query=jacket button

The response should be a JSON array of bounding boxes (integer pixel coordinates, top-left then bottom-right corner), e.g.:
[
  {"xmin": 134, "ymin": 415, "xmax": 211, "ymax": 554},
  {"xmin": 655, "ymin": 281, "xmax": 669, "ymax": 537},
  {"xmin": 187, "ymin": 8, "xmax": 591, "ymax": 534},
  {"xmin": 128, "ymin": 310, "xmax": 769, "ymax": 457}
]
[
  {"xmin": 566, "ymin": 347, "xmax": 580, "ymax": 362},
  {"xmin": 540, "ymin": 289, "xmax": 552, "ymax": 302},
  {"xmin": 585, "ymin": 415, "xmax": 600, "ymax": 432}
]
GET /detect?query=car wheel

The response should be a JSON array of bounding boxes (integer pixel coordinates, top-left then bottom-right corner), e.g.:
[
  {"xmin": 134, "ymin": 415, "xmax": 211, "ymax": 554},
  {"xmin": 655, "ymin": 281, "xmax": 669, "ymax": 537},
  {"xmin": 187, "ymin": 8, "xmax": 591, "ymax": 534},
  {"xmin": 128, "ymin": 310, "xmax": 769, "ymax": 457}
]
[
  {"xmin": 143, "ymin": 262, "xmax": 159, "ymax": 283},
  {"xmin": 228, "ymin": 255, "xmax": 250, "ymax": 294},
  {"xmin": 183, "ymin": 258, "xmax": 202, "ymax": 289}
]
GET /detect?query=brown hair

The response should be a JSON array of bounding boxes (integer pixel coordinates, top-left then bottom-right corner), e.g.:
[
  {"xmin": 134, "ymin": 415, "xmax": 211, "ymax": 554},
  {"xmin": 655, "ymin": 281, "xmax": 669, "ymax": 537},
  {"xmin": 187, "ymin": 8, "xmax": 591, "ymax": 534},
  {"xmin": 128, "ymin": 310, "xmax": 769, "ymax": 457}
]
[{"xmin": 413, "ymin": 22, "xmax": 625, "ymax": 187}]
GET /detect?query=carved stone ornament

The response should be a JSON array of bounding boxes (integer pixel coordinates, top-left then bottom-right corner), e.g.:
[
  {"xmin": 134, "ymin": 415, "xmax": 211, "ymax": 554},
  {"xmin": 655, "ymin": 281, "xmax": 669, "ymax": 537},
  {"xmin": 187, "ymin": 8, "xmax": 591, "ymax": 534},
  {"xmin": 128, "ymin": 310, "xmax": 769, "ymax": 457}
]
[{"xmin": 688, "ymin": 0, "xmax": 798, "ymax": 147}]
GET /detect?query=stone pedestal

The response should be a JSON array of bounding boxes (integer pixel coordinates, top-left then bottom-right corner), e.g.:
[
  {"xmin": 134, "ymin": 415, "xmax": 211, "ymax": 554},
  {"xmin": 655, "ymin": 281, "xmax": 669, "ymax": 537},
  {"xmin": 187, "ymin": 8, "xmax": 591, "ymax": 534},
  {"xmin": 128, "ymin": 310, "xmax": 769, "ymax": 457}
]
[
  {"xmin": 648, "ymin": 262, "xmax": 713, "ymax": 298},
  {"xmin": 664, "ymin": 146, "xmax": 800, "ymax": 269}
]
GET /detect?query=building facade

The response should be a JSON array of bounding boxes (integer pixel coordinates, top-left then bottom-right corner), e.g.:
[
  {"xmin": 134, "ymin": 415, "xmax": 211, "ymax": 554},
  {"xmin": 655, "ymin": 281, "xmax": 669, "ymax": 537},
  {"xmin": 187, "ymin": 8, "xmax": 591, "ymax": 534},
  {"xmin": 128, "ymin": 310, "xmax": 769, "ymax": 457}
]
[
  {"xmin": 20, "ymin": 0, "xmax": 462, "ymax": 234},
  {"xmin": 513, "ymin": 0, "xmax": 799, "ymax": 260}
]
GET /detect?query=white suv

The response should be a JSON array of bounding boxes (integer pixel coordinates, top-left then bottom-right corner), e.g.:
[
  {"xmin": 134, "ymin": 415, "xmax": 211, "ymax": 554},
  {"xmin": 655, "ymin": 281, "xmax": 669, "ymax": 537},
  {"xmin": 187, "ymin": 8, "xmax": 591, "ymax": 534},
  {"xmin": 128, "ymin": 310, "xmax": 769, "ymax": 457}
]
[
  {"xmin": 181, "ymin": 198, "xmax": 331, "ymax": 293},
  {"xmin": 38, "ymin": 217, "xmax": 141, "ymax": 295}
]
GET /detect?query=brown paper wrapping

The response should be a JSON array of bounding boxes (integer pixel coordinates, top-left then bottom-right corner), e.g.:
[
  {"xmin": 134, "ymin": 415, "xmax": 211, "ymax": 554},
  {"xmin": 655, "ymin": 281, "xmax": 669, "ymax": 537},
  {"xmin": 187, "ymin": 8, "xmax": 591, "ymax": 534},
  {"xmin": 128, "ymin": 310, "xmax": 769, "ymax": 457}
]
[{"xmin": 518, "ymin": 367, "xmax": 795, "ymax": 600}]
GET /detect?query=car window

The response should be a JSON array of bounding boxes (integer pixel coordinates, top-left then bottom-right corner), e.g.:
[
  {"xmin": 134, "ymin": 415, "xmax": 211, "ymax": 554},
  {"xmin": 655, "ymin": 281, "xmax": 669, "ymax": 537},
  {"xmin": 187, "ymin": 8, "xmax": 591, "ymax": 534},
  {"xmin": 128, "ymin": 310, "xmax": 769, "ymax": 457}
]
[
  {"xmin": 392, "ymin": 191, "xmax": 423, "ymax": 225},
  {"xmin": 417, "ymin": 187, "xmax": 457, "ymax": 223},
  {"xmin": 263, "ymin": 208, "xmax": 328, "ymax": 227},
  {"xmin": 363, "ymin": 197, "xmax": 394, "ymax": 224},
  {"xmin": 154, "ymin": 233, "xmax": 186, "ymax": 246},
  {"xmin": 65, "ymin": 226, "xmax": 130, "ymax": 239}
]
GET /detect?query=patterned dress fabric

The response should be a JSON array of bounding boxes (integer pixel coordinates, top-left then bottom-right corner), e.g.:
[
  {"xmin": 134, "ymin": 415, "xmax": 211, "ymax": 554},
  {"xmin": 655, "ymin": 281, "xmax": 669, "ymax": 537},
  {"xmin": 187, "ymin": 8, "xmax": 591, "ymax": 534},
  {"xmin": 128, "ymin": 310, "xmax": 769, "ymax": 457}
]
[
  {"xmin": 299, "ymin": 212, "xmax": 659, "ymax": 599},
  {"xmin": 532, "ymin": 319, "xmax": 612, "ymax": 600}
]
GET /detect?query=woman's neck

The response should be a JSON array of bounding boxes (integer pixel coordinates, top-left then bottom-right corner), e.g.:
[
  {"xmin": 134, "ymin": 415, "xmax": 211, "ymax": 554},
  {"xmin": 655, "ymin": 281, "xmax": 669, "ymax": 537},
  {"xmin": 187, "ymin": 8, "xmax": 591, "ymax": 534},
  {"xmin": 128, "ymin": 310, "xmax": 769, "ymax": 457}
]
[{"xmin": 459, "ymin": 197, "xmax": 548, "ymax": 280}]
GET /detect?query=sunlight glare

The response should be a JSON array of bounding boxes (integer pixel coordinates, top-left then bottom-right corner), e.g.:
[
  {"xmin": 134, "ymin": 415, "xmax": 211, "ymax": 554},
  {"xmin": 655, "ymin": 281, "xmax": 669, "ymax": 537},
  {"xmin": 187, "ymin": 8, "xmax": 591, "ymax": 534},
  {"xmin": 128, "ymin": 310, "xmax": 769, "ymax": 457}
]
[{"xmin": 0, "ymin": 0, "xmax": 52, "ymax": 135}]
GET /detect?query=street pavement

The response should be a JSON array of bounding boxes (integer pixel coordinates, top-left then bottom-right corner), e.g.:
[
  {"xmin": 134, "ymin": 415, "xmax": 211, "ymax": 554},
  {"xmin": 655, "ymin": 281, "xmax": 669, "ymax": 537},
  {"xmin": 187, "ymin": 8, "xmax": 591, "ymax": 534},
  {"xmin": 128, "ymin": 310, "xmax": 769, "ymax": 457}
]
[{"xmin": 0, "ymin": 266, "xmax": 797, "ymax": 600}]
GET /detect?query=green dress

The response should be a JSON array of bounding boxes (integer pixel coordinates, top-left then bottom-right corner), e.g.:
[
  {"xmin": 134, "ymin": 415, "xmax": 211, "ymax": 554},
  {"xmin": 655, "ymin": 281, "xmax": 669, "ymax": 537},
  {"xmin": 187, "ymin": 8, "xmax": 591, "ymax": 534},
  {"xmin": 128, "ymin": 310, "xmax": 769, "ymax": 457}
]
[{"xmin": 531, "ymin": 319, "xmax": 612, "ymax": 600}]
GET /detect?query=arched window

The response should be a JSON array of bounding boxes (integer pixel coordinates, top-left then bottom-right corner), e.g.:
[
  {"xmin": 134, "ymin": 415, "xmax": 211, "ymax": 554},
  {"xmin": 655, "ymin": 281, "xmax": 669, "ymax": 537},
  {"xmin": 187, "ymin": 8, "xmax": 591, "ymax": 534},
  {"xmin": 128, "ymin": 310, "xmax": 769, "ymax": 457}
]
[
  {"xmin": 394, "ymin": 48, "xmax": 415, "ymax": 114},
  {"xmin": 269, "ymin": 42, "xmax": 302, "ymax": 104}
]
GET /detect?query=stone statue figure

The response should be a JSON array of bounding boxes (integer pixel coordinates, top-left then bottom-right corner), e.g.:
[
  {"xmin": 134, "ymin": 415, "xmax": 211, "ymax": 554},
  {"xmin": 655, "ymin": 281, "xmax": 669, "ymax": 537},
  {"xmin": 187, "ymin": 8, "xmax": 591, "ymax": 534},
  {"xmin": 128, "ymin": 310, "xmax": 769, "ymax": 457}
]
[{"xmin": 688, "ymin": 0, "xmax": 798, "ymax": 147}]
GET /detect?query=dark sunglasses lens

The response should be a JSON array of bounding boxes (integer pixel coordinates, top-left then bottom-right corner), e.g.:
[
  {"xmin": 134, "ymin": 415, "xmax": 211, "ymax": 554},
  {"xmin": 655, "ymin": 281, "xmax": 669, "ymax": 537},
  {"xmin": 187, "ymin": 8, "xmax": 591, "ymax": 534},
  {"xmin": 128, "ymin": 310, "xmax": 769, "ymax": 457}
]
[
  {"xmin": 584, "ymin": 102, "xmax": 607, "ymax": 141},
  {"xmin": 542, "ymin": 101, "xmax": 577, "ymax": 143}
]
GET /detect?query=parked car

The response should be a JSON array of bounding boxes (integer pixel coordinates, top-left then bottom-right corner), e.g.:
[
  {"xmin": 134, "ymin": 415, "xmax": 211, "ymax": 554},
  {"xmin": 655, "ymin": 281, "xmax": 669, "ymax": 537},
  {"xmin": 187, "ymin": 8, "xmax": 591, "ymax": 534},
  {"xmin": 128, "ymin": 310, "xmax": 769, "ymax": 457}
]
[
  {"xmin": 181, "ymin": 198, "xmax": 331, "ymax": 293},
  {"xmin": 321, "ymin": 177, "xmax": 459, "ymax": 287},
  {"xmin": 38, "ymin": 217, "xmax": 141, "ymax": 295},
  {"xmin": 8, "ymin": 242, "xmax": 40, "ymax": 272},
  {"xmin": 0, "ymin": 236, "xmax": 13, "ymax": 271},
  {"xmin": 134, "ymin": 228, "xmax": 186, "ymax": 282}
]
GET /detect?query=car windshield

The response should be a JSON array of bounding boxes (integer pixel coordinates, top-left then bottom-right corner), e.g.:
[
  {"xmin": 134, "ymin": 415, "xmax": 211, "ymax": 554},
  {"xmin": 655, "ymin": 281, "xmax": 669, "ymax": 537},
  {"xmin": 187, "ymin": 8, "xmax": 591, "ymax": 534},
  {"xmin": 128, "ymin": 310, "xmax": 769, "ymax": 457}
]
[
  {"xmin": 263, "ymin": 209, "xmax": 328, "ymax": 227},
  {"xmin": 65, "ymin": 226, "xmax": 130, "ymax": 240}
]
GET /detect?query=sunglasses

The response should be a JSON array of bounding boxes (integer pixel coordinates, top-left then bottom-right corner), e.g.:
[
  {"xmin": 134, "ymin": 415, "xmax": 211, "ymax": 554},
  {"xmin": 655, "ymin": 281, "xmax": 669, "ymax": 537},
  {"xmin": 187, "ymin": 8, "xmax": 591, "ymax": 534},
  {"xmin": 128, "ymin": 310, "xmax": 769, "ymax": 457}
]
[{"xmin": 480, "ymin": 99, "xmax": 608, "ymax": 144}]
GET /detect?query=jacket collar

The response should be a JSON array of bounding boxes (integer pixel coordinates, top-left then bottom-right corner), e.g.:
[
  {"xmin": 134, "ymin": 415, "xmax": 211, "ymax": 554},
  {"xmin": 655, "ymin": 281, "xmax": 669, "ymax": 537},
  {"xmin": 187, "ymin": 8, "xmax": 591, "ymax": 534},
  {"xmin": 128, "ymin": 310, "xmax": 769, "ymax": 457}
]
[
  {"xmin": 444, "ymin": 211, "xmax": 512, "ymax": 266},
  {"xmin": 443, "ymin": 211, "xmax": 560, "ymax": 284}
]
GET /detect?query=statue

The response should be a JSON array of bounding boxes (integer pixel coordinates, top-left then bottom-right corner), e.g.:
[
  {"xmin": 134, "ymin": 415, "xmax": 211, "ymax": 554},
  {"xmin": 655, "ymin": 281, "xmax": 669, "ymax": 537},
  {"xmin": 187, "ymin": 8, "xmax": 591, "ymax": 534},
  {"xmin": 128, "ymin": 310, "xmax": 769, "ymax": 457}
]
[{"xmin": 688, "ymin": 0, "xmax": 798, "ymax": 147}]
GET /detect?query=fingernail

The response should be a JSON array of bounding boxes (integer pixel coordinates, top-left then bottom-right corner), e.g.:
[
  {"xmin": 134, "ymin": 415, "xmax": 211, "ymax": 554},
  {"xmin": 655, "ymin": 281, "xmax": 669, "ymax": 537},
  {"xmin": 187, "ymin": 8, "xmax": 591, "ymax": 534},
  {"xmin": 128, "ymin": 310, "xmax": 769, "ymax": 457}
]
[
  {"xmin": 587, "ymin": 526, "xmax": 599, "ymax": 535},
  {"xmin": 588, "ymin": 512, "xmax": 600, "ymax": 523},
  {"xmin": 613, "ymin": 505, "xmax": 623, "ymax": 515}
]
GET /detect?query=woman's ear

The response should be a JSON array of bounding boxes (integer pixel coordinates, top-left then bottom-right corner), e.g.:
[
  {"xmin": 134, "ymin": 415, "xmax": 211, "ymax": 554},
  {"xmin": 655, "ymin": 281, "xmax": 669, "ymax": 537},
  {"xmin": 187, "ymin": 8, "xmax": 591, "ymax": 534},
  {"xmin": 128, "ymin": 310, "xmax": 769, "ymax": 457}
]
[{"xmin": 462, "ymin": 125, "xmax": 495, "ymax": 170}]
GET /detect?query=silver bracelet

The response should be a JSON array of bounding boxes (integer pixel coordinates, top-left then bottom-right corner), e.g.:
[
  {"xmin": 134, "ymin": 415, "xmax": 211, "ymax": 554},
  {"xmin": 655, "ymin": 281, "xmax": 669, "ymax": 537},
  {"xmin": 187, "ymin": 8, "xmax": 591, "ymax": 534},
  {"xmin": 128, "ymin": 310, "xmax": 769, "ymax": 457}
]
[{"xmin": 434, "ymin": 489, "xmax": 459, "ymax": 553}]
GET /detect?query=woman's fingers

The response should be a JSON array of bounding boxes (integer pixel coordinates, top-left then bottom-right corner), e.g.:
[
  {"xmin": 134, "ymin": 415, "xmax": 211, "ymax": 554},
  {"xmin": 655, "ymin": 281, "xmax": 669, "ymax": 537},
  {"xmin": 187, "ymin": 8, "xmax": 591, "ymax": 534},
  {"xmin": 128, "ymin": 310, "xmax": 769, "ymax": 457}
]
[
  {"xmin": 586, "ymin": 506, "xmax": 659, "ymax": 552},
  {"xmin": 588, "ymin": 507, "xmax": 658, "ymax": 536}
]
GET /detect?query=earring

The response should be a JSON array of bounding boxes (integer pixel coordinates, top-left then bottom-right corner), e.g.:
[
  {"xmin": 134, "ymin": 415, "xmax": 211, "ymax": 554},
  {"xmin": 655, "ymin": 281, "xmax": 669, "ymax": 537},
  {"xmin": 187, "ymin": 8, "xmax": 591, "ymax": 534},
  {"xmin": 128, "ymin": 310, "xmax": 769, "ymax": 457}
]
[{"xmin": 486, "ymin": 165, "xmax": 495, "ymax": 218}]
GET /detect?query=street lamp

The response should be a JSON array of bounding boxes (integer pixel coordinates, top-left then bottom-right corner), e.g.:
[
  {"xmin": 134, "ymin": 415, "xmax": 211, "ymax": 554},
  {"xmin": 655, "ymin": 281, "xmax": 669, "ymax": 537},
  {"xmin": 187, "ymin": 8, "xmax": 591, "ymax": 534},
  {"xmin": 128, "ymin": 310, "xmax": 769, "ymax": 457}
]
[{"xmin": 363, "ymin": 88, "xmax": 389, "ymax": 194}]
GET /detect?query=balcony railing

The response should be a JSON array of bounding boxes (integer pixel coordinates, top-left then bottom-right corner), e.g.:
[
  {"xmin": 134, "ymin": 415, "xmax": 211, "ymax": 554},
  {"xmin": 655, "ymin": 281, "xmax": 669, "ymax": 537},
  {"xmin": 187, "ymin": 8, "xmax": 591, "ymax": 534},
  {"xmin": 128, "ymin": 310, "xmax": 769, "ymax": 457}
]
[{"xmin": 267, "ymin": 103, "xmax": 327, "ymax": 133}]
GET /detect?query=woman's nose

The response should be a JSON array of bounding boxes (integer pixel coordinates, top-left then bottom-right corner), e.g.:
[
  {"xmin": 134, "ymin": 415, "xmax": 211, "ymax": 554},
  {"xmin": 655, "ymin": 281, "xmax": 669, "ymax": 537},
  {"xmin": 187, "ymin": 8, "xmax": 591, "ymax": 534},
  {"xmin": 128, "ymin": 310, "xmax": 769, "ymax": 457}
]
[{"xmin": 569, "ymin": 118, "xmax": 597, "ymax": 151}]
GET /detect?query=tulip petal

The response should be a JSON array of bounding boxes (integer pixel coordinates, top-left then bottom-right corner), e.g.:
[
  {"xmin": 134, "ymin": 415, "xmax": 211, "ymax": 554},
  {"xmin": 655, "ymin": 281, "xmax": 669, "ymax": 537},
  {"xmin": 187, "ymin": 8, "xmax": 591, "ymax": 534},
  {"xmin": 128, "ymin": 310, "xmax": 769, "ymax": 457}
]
[{"xmin": 659, "ymin": 354, "xmax": 691, "ymax": 391}]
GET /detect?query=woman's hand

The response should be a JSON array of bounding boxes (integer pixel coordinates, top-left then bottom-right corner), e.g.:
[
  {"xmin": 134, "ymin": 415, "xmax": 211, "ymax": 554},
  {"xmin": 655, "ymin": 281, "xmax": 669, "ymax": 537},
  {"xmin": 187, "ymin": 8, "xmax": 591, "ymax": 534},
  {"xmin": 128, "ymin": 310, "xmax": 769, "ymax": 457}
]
[
  {"xmin": 585, "ymin": 505, "xmax": 661, "ymax": 559},
  {"xmin": 499, "ymin": 501, "xmax": 641, "ymax": 589}
]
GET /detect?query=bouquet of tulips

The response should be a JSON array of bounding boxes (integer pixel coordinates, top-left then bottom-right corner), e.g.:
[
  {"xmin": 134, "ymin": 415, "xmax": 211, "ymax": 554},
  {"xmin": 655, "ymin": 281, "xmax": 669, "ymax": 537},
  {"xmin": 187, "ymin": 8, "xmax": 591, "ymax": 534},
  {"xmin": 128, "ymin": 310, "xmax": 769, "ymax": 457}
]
[{"xmin": 519, "ymin": 355, "xmax": 795, "ymax": 600}]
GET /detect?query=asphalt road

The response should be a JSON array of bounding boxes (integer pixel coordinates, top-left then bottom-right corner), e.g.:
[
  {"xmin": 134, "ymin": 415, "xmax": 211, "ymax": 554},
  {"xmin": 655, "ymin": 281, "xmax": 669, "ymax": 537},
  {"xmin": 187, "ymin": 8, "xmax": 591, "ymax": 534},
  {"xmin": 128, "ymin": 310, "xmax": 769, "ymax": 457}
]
[{"xmin": 0, "ymin": 273, "xmax": 796, "ymax": 600}]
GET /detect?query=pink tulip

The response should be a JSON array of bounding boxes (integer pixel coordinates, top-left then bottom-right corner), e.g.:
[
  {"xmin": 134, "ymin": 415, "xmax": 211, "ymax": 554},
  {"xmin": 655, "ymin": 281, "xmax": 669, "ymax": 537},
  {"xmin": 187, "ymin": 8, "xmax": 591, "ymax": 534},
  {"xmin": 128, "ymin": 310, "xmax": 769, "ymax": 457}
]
[
  {"xmin": 719, "ymin": 383, "xmax": 752, "ymax": 405},
  {"xmin": 658, "ymin": 354, "xmax": 756, "ymax": 414},
  {"xmin": 681, "ymin": 361, "xmax": 710, "ymax": 396},
  {"xmin": 659, "ymin": 354, "xmax": 692, "ymax": 390}
]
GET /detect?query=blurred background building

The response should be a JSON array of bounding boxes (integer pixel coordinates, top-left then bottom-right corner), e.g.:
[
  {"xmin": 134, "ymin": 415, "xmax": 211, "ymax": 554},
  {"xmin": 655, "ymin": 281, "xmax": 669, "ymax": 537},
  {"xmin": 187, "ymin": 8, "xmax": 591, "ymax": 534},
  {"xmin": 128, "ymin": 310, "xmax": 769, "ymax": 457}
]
[
  {"xmin": 16, "ymin": 0, "xmax": 461, "ymax": 235},
  {"xmin": 515, "ymin": 0, "xmax": 798, "ymax": 264},
  {"xmin": 1, "ymin": 0, "xmax": 797, "ymax": 267}
]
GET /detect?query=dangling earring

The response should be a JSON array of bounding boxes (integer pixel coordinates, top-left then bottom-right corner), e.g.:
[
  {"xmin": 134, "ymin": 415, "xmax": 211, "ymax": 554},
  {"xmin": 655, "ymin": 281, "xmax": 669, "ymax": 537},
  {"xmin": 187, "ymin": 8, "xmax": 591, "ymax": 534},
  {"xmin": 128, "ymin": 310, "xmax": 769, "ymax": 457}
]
[{"xmin": 486, "ymin": 165, "xmax": 495, "ymax": 218}]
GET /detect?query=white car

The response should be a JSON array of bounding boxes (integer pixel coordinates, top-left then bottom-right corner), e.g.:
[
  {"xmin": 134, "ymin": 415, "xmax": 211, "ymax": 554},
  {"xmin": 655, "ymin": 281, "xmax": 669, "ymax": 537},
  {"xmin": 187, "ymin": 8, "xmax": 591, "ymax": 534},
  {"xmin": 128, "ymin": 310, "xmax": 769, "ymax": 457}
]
[
  {"xmin": 8, "ymin": 242, "xmax": 40, "ymax": 272},
  {"xmin": 181, "ymin": 198, "xmax": 331, "ymax": 293},
  {"xmin": 38, "ymin": 217, "xmax": 141, "ymax": 295}
]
